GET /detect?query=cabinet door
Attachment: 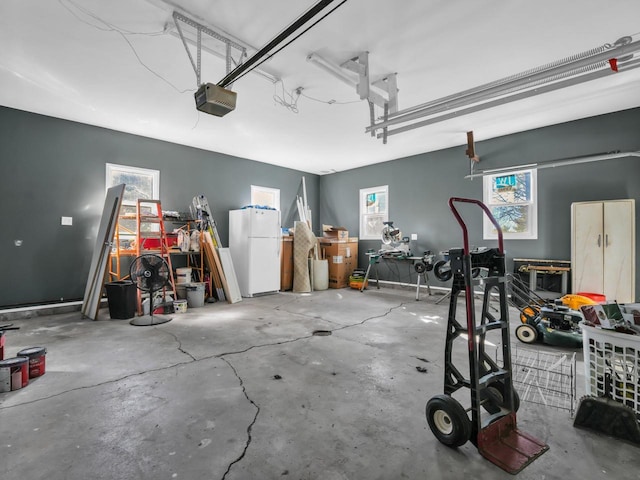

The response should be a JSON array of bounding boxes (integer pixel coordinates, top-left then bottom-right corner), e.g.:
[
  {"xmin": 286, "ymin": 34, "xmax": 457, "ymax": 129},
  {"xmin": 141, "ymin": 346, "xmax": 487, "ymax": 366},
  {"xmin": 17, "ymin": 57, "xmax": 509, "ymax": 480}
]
[
  {"xmin": 572, "ymin": 202, "xmax": 604, "ymax": 294},
  {"xmin": 603, "ymin": 200, "xmax": 635, "ymax": 302}
]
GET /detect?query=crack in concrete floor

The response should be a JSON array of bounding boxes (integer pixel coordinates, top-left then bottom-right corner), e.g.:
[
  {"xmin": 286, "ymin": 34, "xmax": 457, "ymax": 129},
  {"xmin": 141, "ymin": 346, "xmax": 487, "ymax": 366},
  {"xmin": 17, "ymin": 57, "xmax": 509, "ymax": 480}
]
[
  {"xmin": 203, "ymin": 299, "xmax": 409, "ymax": 479},
  {"xmin": 0, "ymin": 296, "xmax": 410, "ymax": 479}
]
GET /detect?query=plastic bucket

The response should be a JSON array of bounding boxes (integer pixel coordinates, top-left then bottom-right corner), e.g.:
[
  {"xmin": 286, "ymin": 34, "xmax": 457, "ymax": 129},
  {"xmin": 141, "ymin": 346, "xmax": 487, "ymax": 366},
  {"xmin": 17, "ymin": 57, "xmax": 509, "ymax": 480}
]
[
  {"xmin": 186, "ymin": 283, "xmax": 205, "ymax": 308},
  {"xmin": 17, "ymin": 347, "xmax": 47, "ymax": 378},
  {"xmin": 313, "ymin": 259, "xmax": 329, "ymax": 291},
  {"xmin": 0, "ymin": 357, "xmax": 29, "ymax": 392},
  {"xmin": 176, "ymin": 267, "xmax": 192, "ymax": 284},
  {"xmin": 173, "ymin": 299, "xmax": 188, "ymax": 313},
  {"xmin": 175, "ymin": 284, "xmax": 187, "ymax": 299}
]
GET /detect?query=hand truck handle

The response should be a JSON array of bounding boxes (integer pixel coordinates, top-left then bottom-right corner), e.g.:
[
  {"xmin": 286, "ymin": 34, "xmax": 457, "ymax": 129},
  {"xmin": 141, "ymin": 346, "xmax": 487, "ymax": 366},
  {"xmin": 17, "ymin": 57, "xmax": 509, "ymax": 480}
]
[{"xmin": 448, "ymin": 197, "xmax": 504, "ymax": 254}]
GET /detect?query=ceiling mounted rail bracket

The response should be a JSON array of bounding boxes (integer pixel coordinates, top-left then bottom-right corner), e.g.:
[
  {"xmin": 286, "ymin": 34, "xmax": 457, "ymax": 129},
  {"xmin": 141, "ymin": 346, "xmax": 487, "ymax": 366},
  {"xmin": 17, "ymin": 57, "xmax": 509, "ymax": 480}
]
[
  {"xmin": 307, "ymin": 50, "xmax": 399, "ymax": 139},
  {"xmin": 171, "ymin": 11, "xmax": 280, "ymax": 86},
  {"xmin": 173, "ymin": 11, "xmax": 248, "ymax": 89},
  {"xmin": 465, "ymin": 131, "xmax": 480, "ymax": 177}
]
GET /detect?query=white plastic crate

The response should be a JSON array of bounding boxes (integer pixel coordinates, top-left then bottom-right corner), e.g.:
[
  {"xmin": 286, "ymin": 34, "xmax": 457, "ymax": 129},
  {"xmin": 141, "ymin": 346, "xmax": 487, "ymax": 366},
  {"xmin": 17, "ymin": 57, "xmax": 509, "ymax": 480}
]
[{"xmin": 582, "ymin": 322, "xmax": 640, "ymax": 416}]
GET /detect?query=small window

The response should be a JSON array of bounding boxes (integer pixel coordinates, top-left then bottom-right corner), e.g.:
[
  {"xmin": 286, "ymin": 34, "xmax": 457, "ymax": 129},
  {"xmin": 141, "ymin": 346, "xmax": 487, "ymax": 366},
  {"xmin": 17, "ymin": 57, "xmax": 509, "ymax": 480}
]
[
  {"xmin": 483, "ymin": 169, "xmax": 537, "ymax": 239},
  {"xmin": 106, "ymin": 164, "xmax": 160, "ymax": 246},
  {"xmin": 106, "ymin": 163, "xmax": 159, "ymax": 208},
  {"xmin": 251, "ymin": 185, "xmax": 280, "ymax": 210},
  {"xmin": 360, "ymin": 185, "xmax": 388, "ymax": 240}
]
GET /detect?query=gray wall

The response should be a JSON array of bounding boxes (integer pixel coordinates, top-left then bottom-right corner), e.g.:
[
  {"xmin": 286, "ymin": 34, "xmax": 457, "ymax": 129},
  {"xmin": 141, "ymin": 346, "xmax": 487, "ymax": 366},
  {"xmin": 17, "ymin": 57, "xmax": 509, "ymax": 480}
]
[
  {"xmin": 319, "ymin": 107, "xmax": 640, "ymax": 300},
  {"xmin": 2, "ymin": 106, "xmax": 639, "ymax": 307},
  {"xmin": 0, "ymin": 106, "xmax": 319, "ymax": 307}
]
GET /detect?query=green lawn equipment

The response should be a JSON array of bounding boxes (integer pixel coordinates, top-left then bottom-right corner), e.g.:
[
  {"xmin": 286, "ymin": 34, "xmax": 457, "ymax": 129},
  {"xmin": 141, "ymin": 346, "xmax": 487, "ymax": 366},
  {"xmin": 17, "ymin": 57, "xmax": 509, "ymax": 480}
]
[{"xmin": 507, "ymin": 274, "xmax": 583, "ymax": 348}]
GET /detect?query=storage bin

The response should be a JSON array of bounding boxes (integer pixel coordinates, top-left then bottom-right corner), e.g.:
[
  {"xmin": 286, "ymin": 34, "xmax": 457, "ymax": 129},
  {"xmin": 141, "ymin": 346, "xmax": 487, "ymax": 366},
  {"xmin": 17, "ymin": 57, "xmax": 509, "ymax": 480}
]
[
  {"xmin": 582, "ymin": 322, "xmax": 640, "ymax": 415},
  {"xmin": 105, "ymin": 281, "xmax": 137, "ymax": 319}
]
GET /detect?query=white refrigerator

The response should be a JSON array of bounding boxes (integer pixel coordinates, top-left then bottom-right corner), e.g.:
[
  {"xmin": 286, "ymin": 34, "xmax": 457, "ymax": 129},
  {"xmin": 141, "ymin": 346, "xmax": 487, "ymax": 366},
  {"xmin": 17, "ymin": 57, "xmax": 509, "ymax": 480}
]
[{"xmin": 229, "ymin": 208, "xmax": 281, "ymax": 297}]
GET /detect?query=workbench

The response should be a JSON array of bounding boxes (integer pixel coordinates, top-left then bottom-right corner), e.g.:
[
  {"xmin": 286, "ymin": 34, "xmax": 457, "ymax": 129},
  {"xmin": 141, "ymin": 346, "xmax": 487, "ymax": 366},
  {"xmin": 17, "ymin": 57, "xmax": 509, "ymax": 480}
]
[
  {"xmin": 360, "ymin": 251, "xmax": 434, "ymax": 300},
  {"xmin": 513, "ymin": 258, "xmax": 571, "ymax": 296}
]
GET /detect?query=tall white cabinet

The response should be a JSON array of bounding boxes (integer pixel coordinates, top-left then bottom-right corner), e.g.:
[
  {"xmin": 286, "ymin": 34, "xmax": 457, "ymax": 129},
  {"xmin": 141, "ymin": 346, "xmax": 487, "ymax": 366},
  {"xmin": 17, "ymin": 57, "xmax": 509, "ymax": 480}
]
[{"xmin": 571, "ymin": 199, "xmax": 635, "ymax": 303}]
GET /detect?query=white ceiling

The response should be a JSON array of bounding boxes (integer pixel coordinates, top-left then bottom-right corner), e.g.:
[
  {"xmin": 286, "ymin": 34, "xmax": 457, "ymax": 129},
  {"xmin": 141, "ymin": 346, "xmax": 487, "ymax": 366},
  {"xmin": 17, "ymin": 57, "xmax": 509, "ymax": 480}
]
[{"xmin": 2, "ymin": 1, "xmax": 640, "ymax": 175}]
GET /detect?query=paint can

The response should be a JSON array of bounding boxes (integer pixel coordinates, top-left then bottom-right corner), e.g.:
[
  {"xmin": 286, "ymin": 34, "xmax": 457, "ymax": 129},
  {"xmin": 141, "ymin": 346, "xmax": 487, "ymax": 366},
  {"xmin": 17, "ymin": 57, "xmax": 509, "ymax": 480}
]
[
  {"xmin": 173, "ymin": 299, "xmax": 188, "ymax": 313},
  {"xmin": 17, "ymin": 347, "xmax": 47, "ymax": 378},
  {"xmin": 176, "ymin": 267, "xmax": 192, "ymax": 284},
  {"xmin": 0, "ymin": 357, "xmax": 29, "ymax": 393}
]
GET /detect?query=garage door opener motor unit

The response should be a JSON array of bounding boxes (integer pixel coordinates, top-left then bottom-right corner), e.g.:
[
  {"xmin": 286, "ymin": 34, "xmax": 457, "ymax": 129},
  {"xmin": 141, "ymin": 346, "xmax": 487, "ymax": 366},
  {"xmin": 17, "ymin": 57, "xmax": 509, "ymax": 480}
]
[{"xmin": 194, "ymin": 83, "xmax": 237, "ymax": 117}]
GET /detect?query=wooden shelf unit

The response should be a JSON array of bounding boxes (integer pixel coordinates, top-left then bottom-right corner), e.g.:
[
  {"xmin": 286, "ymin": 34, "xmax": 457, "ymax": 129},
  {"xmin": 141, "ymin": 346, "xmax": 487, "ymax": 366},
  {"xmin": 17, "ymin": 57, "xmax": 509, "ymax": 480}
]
[{"xmin": 110, "ymin": 215, "xmax": 204, "ymax": 283}]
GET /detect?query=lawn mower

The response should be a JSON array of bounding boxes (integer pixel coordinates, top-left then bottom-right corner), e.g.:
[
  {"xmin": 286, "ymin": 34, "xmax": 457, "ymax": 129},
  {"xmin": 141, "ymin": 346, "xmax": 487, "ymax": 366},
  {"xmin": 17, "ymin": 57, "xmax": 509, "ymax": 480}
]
[
  {"xmin": 514, "ymin": 303, "xmax": 584, "ymax": 348},
  {"xmin": 507, "ymin": 273, "xmax": 585, "ymax": 348}
]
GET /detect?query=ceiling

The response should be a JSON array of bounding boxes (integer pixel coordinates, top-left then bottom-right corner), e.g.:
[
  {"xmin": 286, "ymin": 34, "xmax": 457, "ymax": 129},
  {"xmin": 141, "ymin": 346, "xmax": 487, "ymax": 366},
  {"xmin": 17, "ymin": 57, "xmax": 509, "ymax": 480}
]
[{"xmin": 2, "ymin": 1, "xmax": 640, "ymax": 175}]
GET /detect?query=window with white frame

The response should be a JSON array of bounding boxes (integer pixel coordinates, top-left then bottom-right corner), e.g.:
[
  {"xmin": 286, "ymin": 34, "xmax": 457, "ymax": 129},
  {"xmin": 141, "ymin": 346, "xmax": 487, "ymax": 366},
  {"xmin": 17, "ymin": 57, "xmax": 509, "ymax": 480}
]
[
  {"xmin": 251, "ymin": 185, "xmax": 280, "ymax": 210},
  {"xmin": 106, "ymin": 164, "xmax": 160, "ymax": 245},
  {"xmin": 483, "ymin": 168, "xmax": 537, "ymax": 239},
  {"xmin": 106, "ymin": 163, "xmax": 159, "ymax": 209},
  {"xmin": 360, "ymin": 185, "xmax": 388, "ymax": 240}
]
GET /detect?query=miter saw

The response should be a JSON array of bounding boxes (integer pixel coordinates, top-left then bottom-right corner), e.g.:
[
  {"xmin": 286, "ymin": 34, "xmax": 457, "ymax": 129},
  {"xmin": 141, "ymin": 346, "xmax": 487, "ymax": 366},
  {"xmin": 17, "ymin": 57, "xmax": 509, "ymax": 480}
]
[{"xmin": 379, "ymin": 221, "xmax": 411, "ymax": 256}]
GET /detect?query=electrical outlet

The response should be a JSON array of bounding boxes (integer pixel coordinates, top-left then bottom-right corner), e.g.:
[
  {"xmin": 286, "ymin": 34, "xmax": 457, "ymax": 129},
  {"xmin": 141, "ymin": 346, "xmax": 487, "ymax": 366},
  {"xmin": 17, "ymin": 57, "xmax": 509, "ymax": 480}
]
[
  {"xmin": 411, "ymin": 233, "xmax": 418, "ymax": 241},
  {"xmin": 61, "ymin": 216, "xmax": 73, "ymax": 226}
]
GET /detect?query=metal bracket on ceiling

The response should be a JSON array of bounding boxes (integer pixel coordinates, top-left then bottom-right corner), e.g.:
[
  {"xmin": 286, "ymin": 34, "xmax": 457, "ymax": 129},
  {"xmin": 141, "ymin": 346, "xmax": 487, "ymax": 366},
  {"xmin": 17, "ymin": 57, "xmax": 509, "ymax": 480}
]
[
  {"xmin": 307, "ymin": 51, "xmax": 399, "ymax": 142},
  {"xmin": 372, "ymin": 74, "xmax": 398, "ymax": 114},
  {"xmin": 466, "ymin": 131, "xmax": 480, "ymax": 177},
  {"xmin": 172, "ymin": 11, "xmax": 280, "ymax": 88},
  {"xmin": 173, "ymin": 11, "xmax": 246, "ymax": 88},
  {"xmin": 341, "ymin": 52, "xmax": 370, "ymax": 100},
  {"xmin": 340, "ymin": 52, "xmax": 398, "ymax": 113}
]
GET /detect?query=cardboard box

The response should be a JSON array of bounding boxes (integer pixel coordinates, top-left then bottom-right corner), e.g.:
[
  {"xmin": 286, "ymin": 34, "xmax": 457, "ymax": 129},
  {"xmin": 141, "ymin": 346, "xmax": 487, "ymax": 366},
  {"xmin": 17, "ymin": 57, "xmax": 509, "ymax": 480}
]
[
  {"xmin": 320, "ymin": 240, "xmax": 358, "ymax": 288},
  {"xmin": 323, "ymin": 227, "xmax": 349, "ymax": 241},
  {"xmin": 280, "ymin": 237, "xmax": 294, "ymax": 291}
]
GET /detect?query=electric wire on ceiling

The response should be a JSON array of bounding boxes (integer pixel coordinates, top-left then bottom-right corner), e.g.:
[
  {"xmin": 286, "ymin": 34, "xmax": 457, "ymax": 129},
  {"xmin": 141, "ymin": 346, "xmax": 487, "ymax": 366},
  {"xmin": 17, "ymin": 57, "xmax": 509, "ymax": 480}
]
[
  {"xmin": 272, "ymin": 80, "xmax": 361, "ymax": 113},
  {"xmin": 58, "ymin": 0, "xmax": 195, "ymax": 95},
  {"xmin": 58, "ymin": 0, "xmax": 167, "ymax": 36},
  {"xmin": 299, "ymin": 91, "xmax": 361, "ymax": 106},
  {"xmin": 58, "ymin": 0, "xmax": 354, "ymax": 115},
  {"xmin": 273, "ymin": 82, "xmax": 302, "ymax": 113}
]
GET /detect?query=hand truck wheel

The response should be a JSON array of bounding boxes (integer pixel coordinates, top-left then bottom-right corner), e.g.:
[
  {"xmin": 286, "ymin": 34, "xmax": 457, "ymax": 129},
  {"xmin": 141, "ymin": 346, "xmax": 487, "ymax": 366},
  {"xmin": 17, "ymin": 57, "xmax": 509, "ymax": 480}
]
[
  {"xmin": 426, "ymin": 395, "xmax": 471, "ymax": 448},
  {"xmin": 481, "ymin": 382, "xmax": 521, "ymax": 414},
  {"xmin": 433, "ymin": 260, "xmax": 452, "ymax": 282}
]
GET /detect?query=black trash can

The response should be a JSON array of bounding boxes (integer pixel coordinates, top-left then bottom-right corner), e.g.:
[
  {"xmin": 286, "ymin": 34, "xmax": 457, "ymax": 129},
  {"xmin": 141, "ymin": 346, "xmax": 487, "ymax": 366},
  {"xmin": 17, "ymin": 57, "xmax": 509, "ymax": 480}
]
[{"xmin": 105, "ymin": 281, "xmax": 137, "ymax": 319}]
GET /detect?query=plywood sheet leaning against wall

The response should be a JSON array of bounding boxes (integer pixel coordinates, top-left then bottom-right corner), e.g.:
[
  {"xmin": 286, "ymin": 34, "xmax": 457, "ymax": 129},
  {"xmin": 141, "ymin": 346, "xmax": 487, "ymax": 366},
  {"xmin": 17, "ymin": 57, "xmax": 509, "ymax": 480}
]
[
  {"xmin": 201, "ymin": 231, "xmax": 228, "ymax": 302},
  {"xmin": 82, "ymin": 184, "xmax": 125, "ymax": 320},
  {"xmin": 217, "ymin": 247, "xmax": 242, "ymax": 304}
]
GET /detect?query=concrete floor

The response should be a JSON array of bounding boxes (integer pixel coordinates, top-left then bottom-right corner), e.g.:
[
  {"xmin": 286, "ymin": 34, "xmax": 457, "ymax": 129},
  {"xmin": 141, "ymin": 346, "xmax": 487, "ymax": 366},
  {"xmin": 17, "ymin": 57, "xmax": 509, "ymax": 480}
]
[{"xmin": 1, "ymin": 286, "xmax": 639, "ymax": 480}]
